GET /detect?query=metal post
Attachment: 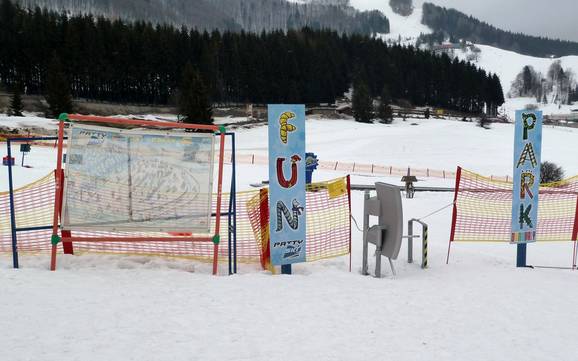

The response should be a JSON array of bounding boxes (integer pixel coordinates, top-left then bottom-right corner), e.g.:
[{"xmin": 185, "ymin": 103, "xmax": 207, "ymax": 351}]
[
  {"xmin": 227, "ymin": 135, "xmax": 233, "ymax": 275},
  {"xmin": 408, "ymin": 220, "xmax": 413, "ymax": 263},
  {"xmin": 375, "ymin": 229, "xmax": 382, "ymax": 278},
  {"xmin": 362, "ymin": 190, "xmax": 370, "ymax": 275},
  {"xmin": 7, "ymin": 140, "xmax": 19, "ymax": 268},
  {"xmin": 231, "ymin": 133, "xmax": 237, "ymax": 274},
  {"xmin": 50, "ymin": 120, "xmax": 66, "ymax": 271},
  {"xmin": 281, "ymin": 264, "xmax": 291, "ymax": 274},
  {"xmin": 422, "ymin": 224, "xmax": 428, "ymax": 269},
  {"xmin": 516, "ymin": 244, "xmax": 527, "ymax": 267},
  {"xmin": 227, "ymin": 199, "xmax": 232, "ymax": 275}
]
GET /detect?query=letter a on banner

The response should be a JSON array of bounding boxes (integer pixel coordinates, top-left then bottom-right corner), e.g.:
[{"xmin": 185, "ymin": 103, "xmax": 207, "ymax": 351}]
[
  {"xmin": 511, "ymin": 110, "xmax": 542, "ymax": 244},
  {"xmin": 268, "ymin": 105, "xmax": 306, "ymax": 266}
]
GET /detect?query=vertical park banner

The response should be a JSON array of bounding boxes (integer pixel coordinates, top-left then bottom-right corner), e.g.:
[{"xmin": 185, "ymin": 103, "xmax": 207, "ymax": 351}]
[
  {"xmin": 268, "ymin": 104, "xmax": 307, "ymax": 265},
  {"xmin": 511, "ymin": 110, "xmax": 543, "ymax": 243}
]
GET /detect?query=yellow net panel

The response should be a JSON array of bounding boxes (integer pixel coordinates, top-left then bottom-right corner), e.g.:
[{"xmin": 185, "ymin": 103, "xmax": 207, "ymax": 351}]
[
  {"xmin": 451, "ymin": 168, "xmax": 578, "ymax": 243},
  {"xmin": 0, "ymin": 173, "xmax": 55, "ymax": 253},
  {"xmin": 0, "ymin": 173, "xmax": 351, "ymax": 264}
]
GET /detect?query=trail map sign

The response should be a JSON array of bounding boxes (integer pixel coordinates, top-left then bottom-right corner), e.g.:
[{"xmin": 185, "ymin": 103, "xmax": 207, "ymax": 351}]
[
  {"xmin": 62, "ymin": 124, "xmax": 215, "ymax": 232},
  {"xmin": 268, "ymin": 104, "xmax": 307, "ymax": 265},
  {"xmin": 511, "ymin": 110, "xmax": 543, "ymax": 243}
]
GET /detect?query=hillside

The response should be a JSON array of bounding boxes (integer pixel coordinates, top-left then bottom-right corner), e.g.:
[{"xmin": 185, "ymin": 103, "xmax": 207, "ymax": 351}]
[
  {"xmin": 0, "ymin": 1, "xmax": 501, "ymax": 115},
  {"xmin": 345, "ymin": 0, "xmax": 578, "ymax": 117},
  {"xmin": 14, "ymin": 0, "xmax": 389, "ymax": 35},
  {"xmin": 452, "ymin": 44, "xmax": 578, "ymax": 118},
  {"xmin": 350, "ymin": 0, "xmax": 431, "ymax": 45},
  {"xmin": 420, "ymin": 2, "xmax": 578, "ymax": 58}
]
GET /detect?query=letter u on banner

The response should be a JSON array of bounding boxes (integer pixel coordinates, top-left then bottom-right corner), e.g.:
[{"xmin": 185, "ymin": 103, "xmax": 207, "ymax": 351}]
[
  {"xmin": 268, "ymin": 105, "xmax": 307, "ymax": 265},
  {"xmin": 511, "ymin": 110, "xmax": 542, "ymax": 243}
]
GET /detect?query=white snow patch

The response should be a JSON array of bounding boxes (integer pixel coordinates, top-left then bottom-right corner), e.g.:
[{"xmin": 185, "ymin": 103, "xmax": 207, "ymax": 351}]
[
  {"xmin": 350, "ymin": 0, "xmax": 432, "ymax": 45},
  {"xmin": 455, "ymin": 44, "xmax": 578, "ymax": 111}
]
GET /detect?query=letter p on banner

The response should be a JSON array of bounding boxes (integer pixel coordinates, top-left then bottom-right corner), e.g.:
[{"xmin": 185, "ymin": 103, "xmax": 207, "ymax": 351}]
[
  {"xmin": 511, "ymin": 110, "xmax": 542, "ymax": 243},
  {"xmin": 268, "ymin": 104, "xmax": 306, "ymax": 265}
]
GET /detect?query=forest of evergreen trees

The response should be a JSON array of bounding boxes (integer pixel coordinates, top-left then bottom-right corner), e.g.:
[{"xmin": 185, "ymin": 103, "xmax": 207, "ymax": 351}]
[
  {"xmin": 0, "ymin": 0, "xmax": 504, "ymax": 114},
  {"xmin": 15, "ymin": 0, "xmax": 390, "ymax": 36},
  {"xmin": 421, "ymin": 3, "xmax": 578, "ymax": 58}
]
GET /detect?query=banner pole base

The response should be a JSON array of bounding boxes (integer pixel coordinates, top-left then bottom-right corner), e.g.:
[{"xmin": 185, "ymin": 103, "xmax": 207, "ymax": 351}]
[
  {"xmin": 281, "ymin": 264, "xmax": 292, "ymax": 274},
  {"xmin": 516, "ymin": 243, "xmax": 527, "ymax": 267}
]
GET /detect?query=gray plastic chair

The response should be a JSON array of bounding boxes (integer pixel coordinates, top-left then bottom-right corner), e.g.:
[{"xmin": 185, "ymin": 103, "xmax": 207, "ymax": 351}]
[{"xmin": 362, "ymin": 182, "xmax": 403, "ymax": 278}]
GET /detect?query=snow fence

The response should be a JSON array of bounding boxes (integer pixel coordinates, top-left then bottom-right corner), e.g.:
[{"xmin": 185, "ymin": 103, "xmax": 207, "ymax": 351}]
[{"xmin": 0, "ymin": 173, "xmax": 351, "ymax": 267}]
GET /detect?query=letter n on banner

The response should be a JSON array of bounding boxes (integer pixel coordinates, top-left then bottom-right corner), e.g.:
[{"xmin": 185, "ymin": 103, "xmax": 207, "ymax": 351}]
[
  {"xmin": 511, "ymin": 110, "xmax": 542, "ymax": 243},
  {"xmin": 268, "ymin": 105, "xmax": 306, "ymax": 265}
]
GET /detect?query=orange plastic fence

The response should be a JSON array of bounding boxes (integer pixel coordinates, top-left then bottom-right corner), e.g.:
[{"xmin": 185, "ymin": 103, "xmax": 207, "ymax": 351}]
[{"xmin": 0, "ymin": 174, "xmax": 351, "ymax": 266}]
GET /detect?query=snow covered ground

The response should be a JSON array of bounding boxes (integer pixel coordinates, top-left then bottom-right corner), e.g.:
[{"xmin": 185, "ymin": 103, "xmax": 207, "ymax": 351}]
[{"xmin": 1, "ymin": 114, "xmax": 578, "ymax": 360}]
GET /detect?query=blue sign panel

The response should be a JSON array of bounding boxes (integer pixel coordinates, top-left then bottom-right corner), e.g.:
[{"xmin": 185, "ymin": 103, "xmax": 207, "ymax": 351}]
[
  {"xmin": 511, "ymin": 110, "xmax": 543, "ymax": 243},
  {"xmin": 268, "ymin": 104, "xmax": 307, "ymax": 265}
]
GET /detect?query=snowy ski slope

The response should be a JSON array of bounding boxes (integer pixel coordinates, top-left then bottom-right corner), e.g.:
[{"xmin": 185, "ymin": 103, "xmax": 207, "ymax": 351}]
[{"xmin": 1, "ymin": 114, "xmax": 578, "ymax": 360}]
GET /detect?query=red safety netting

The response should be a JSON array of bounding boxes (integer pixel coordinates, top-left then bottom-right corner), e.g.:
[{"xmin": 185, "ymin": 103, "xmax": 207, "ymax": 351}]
[
  {"xmin": 1, "ymin": 174, "xmax": 351, "ymax": 267},
  {"xmin": 450, "ymin": 167, "xmax": 578, "ymax": 243}
]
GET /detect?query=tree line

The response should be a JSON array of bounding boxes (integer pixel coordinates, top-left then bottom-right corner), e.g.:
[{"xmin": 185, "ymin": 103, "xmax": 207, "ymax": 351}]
[
  {"xmin": 15, "ymin": 0, "xmax": 390, "ymax": 36},
  {"xmin": 421, "ymin": 2, "xmax": 578, "ymax": 58},
  {"xmin": 0, "ymin": 0, "xmax": 503, "ymax": 116}
]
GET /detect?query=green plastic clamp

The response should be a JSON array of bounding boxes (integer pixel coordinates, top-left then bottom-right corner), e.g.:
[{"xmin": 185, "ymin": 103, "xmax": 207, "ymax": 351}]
[
  {"xmin": 58, "ymin": 113, "xmax": 69, "ymax": 122},
  {"xmin": 215, "ymin": 125, "xmax": 226, "ymax": 135},
  {"xmin": 212, "ymin": 234, "xmax": 220, "ymax": 245},
  {"xmin": 51, "ymin": 234, "xmax": 62, "ymax": 245}
]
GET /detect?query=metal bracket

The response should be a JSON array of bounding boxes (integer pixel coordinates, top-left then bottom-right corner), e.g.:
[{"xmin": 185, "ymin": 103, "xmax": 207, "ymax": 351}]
[{"xmin": 407, "ymin": 219, "xmax": 428, "ymax": 269}]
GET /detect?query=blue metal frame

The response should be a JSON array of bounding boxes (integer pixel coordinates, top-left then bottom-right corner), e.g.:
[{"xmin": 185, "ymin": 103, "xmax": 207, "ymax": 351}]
[
  {"xmin": 224, "ymin": 132, "xmax": 237, "ymax": 275},
  {"xmin": 7, "ymin": 139, "xmax": 18, "ymax": 268},
  {"xmin": 5, "ymin": 134, "xmax": 238, "ymax": 273},
  {"xmin": 6, "ymin": 136, "xmax": 61, "ymax": 268}
]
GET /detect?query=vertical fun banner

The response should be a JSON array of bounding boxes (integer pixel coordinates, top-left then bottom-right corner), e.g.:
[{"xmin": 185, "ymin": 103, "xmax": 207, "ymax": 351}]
[
  {"xmin": 511, "ymin": 110, "xmax": 543, "ymax": 243},
  {"xmin": 268, "ymin": 104, "xmax": 307, "ymax": 265}
]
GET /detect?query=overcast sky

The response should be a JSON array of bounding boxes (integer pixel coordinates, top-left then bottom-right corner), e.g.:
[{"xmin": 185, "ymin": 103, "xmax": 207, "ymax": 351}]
[{"xmin": 426, "ymin": 0, "xmax": 578, "ymax": 42}]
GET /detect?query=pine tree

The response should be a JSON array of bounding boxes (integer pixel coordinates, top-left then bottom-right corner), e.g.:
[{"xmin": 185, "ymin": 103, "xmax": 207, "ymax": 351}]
[
  {"xmin": 10, "ymin": 82, "xmax": 23, "ymax": 116},
  {"xmin": 352, "ymin": 78, "xmax": 373, "ymax": 123},
  {"xmin": 178, "ymin": 63, "xmax": 213, "ymax": 125},
  {"xmin": 377, "ymin": 84, "xmax": 393, "ymax": 124},
  {"xmin": 45, "ymin": 55, "xmax": 73, "ymax": 118}
]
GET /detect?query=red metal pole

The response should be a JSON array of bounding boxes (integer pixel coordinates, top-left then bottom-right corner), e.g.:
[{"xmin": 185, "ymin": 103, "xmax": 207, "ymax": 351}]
[
  {"xmin": 212, "ymin": 132, "xmax": 226, "ymax": 275},
  {"xmin": 61, "ymin": 236, "xmax": 214, "ymax": 243},
  {"xmin": 258, "ymin": 188, "xmax": 270, "ymax": 271},
  {"xmin": 447, "ymin": 166, "xmax": 462, "ymax": 264},
  {"xmin": 50, "ymin": 120, "xmax": 65, "ymax": 271},
  {"xmin": 58, "ymin": 167, "xmax": 73, "ymax": 255},
  {"xmin": 66, "ymin": 114, "xmax": 219, "ymax": 132}
]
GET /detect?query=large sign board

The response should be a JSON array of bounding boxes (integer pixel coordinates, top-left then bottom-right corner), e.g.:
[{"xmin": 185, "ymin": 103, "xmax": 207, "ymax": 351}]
[
  {"xmin": 62, "ymin": 124, "xmax": 215, "ymax": 232},
  {"xmin": 511, "ymin": 110, "xmax": 543, "ymax": 243},
  {"xmin": 268, "ymin": 104, "xmax": 307, "ymax": 265}
]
